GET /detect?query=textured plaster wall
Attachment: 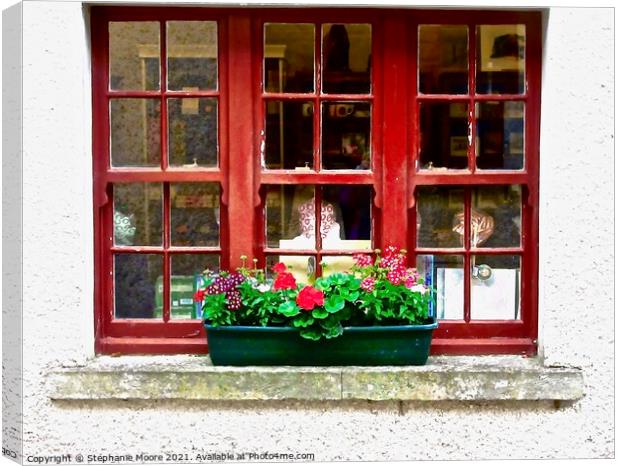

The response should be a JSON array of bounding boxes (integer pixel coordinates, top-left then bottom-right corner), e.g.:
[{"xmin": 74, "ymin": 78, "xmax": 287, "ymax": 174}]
[{"xmin": 13, "ymin": 1, "xmax": 613, "ymax": 461}]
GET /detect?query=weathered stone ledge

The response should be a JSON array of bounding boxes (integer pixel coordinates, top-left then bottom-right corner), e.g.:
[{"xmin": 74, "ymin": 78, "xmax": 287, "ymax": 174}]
[{"xmin": 48, "ymin": 355, "xmax": 584, "ymax": 402}]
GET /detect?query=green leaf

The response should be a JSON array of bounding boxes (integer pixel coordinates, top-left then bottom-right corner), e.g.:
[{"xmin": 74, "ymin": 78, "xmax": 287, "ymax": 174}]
[
  {"xmin": 312, "ymin": 307, "xmax": 329, "ymax": 319},
  {"xmin": 324, "ymin": 295, "xmax": 345, "ymax": 313},
  {"xmin": 300, "ymin": 329, "xmax": 322, "ymax": 341},
  {"xmin": 278, "ymin": 301, "xmax": 300, "ymax": 317},
  {"xmin": 324, "ymin": 322, "xmax": 344, "ymax": 339},
  {"xmin": 292, "ymin": 314, "xmax": 315, "ymax": 328}
]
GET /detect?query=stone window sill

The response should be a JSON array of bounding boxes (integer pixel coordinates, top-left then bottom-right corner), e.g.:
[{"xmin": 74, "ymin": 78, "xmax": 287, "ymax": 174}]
[{"xmin": 47, "ymin": 355, "xmax": 584, "ymax": 402}]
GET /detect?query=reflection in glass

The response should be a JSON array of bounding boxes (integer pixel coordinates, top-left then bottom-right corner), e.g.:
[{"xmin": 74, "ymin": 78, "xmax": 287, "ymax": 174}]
[
  {"xmin": 264, "ymin": 101, "xmax": 313, "ymax": 169},
  {"xmin": 419, "ymin": 102, "xmax": 468, "ymax": 170},
  {"xmin": 109, "ymin": 22, "xmax": 160, "ymax": 91},
  {"xmin": 110, "ymin": 99, "xmax": 161, "ymax": 167},
  {"xmin": 417, "ymin": 255, "xmax": 464, "ymax": 320},
  {"xmin": 471, "ymin": 185, "xmax": 521, "ymax": 248},
  {"xmin": 322, "ymin": 256, "xmax": 356, "ymax": 277},
  {"xmin": 167, "ymin": 21, "xmax": 218, "ymax": 91},
  {"xmin": 477, "ymin": 25, "xmax": 525, "ymax": 94},
  {"xmin": 416, "ymin": 186, "xmax": 464, "ymax": 248},
  {"xmin": 322, "ymin": 102, "xmax": 371, "ymax": 170},
  {"xmin": 264, "ymin": 23, "xmax": 314, "ymax": 93},
  {"xmin": 171, "ymin": 183, "xmax": 220, "ymax": 247},
  {"xmin": 113, "ymin": 183, "xmax": 162, "ymax": 246},
  {"xmin": 418, "ymin": 25, "xmax": 468, "ymax": 94},
  {"xmin": 322, "ymin": 24, "xmax": 371, "ymax": 94},
  {"xmin": 168, "ymin": 98, "xmax": 218, "ymax": 167},
  {"xmin": 476, "ymin": 101, "xmax": 524, "ymax": 170},
  {"xmin": 265, "ymin": 185, "xmax": 372, "ymax": 250},
  {"xmin": 266, "ymin": 255, "xmax": 314, "ymax": 285},
  {"xmin": 114, "ymin": 254, "xmax": 162, "ymax": 319},
  {"xmin": 167, "ymin": 254, "xmax": 220, "ymax": 320},
  {"xmin": 471, "ymin": 255, "xmax": 521, "ymax": 320}
]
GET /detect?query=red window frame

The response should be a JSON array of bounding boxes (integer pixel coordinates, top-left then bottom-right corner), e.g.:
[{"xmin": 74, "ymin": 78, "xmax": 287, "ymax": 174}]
[{"xmin": 92, "ymin": 7, "xmax": 541, "ymax": 356}]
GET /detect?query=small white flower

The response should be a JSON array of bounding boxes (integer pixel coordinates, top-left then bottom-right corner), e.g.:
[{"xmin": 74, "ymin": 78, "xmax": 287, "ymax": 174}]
[
  {"xmin": 409, "ymin": 284, "xmax": 428, "ymax": 294},
  {"xmin": 257, "ymin": 283, "xmax": 271, "ymax": 293}
]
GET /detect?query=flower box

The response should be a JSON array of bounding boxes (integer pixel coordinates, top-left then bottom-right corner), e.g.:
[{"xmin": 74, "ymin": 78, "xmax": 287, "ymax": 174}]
[
  {"xmin": 197, "ymin": 247, "xmax": 438, "ymax": 366},
  {"xmin": 205, "ymin": 320, "xmax": 438, "ymax": 366}
]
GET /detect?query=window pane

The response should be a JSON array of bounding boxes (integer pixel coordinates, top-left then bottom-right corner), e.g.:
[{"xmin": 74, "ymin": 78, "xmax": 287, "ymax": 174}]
[
  {"xmin": 114, "ymin": 254, "xmax": 162, "ymax": 319},
  {"xmin": 265, "ymin": 185, "xmax": 372, "ymax": 250},
  {"xmin": 416, "ymin": 186, "xmax": 464, "ymax": 249},
  {"xmin": 171, "ymin": 183, "xmax": 220, "ymax": 247},
  {"xmin": 167, "ymin": 254, "xmax": 220, "ymax": 320},
  {"xmin": 471, "ymin": 255, "xmax": 521, "ymax": 320},
  {"xmin": 322, "ymin": 24, "xmax": 371, "ymax": 94},
  {"xmin": 471, "ymin": 185, "xmax": 521, "ymax": 248},
  {"xmin": 322, "ymin": 102, "xmax": 371, "ymax": 170},
  {"xmin": 110, "ymin": 99, "xmax": 161, "ymax": 167},
  {"xmin": 168, "ymin": 97, "xmax": 218, "ymax": 167},
  {"xmin": 477, "ymin": 25, "xmax": 525, "ymax": 94},
  {"xmin": 109, "ymin": 22, "xmax": 160, "ymax": 91},
  {"xmin": 265, "ymin": 185, "xmax": 315, "ymax": 249},
  {"xmin": 264, "ymin": 101, "xmax": 314, "ymax": 169},
  {"xmin": 322, "ymin": 255, "xmax": 356, "ymax": 276},
  {"xmin": 264, "ymin": 23, "xmax": 314, "ymax": 93},
  {"xmin": 418, "ymin": 25, "xmax": 468, "ymax": 94},
  {"xmin": 476, "ymin": 101, "xmax": 524, "ymax": 170},
  {"xmin": 113, "ymin": 183, "xmax": 162, "ymax": 246},
  {"xmin": 167, "ymin": 21, "xmax": 217, "ymax": 91},
  {"xmin": 322, "ymin": 185, "xmax": 372, "ymax": 249},
  {"xmin": 419, "ymin": 102, "xmax": 468, "ymax": 170},
  {"xmin": 417, "ymin": 254, "xmax": 464, "ymax": 320},
  {"xmin": 266, "ymin": 254, "xmax": 315, "ymax": 285}
]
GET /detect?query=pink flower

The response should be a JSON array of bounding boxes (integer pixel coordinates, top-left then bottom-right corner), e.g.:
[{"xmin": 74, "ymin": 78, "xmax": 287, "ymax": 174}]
[
  {"xmin": 387, "ymin": 265, "xmax": 406, "ymax": 285},
  {"xmin": 353, "ymin": 253, "xmax": 373, "ymax": 267},
  {"xmin": 360, "ymin": 276, "xmax": 376, "ymax": 292}
]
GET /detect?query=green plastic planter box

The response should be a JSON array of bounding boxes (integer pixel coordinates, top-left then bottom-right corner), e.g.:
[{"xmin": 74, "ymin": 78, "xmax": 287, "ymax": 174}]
[{"xmin": 205, "ymin": 318, "xmax": 438, "ymax": 366}]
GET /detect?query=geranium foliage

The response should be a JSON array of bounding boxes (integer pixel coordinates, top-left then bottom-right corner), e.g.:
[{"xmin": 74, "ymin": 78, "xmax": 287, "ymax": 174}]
[{"xmin": 197, "ymin": 246, "xmax": 433, "ymax": 340}]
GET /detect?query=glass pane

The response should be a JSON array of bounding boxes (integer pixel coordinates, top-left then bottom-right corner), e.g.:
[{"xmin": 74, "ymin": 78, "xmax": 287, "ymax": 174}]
[
  {"xmin": 171, "ymin": 183, "xmax": 220, "ymax": 247},
  {"xmin": 113, "ymin": 183, "xmax": 162, "ymax": 246},
  {"xmin": 114, "ymin": 254, "xmax": 162, "ymax": 319},
  {"xmin": 264, "ymin": 101, "xmax": 314, "ymax": 169},
  {"xmin": 416, "ymin": 186, "xmax": 464, "ymax": 249},
  {"xmin": 417, "ymin": 255, "xmax": 464, "ymax": 320},
  {"xmin": 168, "ymin": 98, "xmax": 218, "ymax": 167},
  {"xmin": 322, "ymin": 102, "xmax": 371, "ymax": 170},
  {"xmin": 264, "ymin": 23, "xmax": 314, "ymax": 93},
  {"xmin": 418, "ymin": 25, "xmax": 468, "ymax": 94},
  {"xmin": 265, "ymin": 185, "xmax": 315, "ymax": 249},
  {"xmin": 322, "ymin": 24, "xmax": 371, "ymax": 94},
  {"xmin": 419, "ymin": 102, "xmax": 468, "ymax": 170},
  {"xmin": 167, "ymin": 254, "xmax": 220, "ymax": 320},
  {"xmin": 322, "ymin": 185, "xmax": 372, "ymax": 249},
  {"xmin": 110, "ymin": 99, "xmax": 161, "ymax": 167},
  {"xmin": 322, "ymin": 255, "xmax": 355, "ymax": 276},
  {"xmin": 471, "ymin": 185, "xmax": 521, "ymax": 248},
  {"xmin": 167, "ymin": 21, "xmax": 217, "ymax": 91},
  {"xmin": 477, "ymin": 25, "xmax": 525, "ymax": 94},
  {"xmin": 476, "ymin": 101, "xmax": 524, "ymax": 170},
  {"xmin": 109, "ymin": 22, "xmax": 160, "ymax": 91},
  {"xmin": 471, "ymin": 255, "xmax": 521, "ymax": 320},
  {"xmin": 266, "ymin": 254, "xmax": 314, "ymax": 285}
]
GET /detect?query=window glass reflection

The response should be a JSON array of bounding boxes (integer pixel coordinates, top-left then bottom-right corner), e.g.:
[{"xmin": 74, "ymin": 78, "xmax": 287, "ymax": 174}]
[
  {"xmin": 264, "ymin": 101, "xmax": 314, "ymax": 169},
  {"xmin": 110, "ymin": 99, "xmax": 161, "ymax": 167},
  {"xmin": 471, "ymin": 255, "xmax": 521, "ymax": 320},
  {"xmin": 322, "ymin": 24, "xmax": 371, "ymax": 94},
  {"xmin": 476, "ymin": 101, "xmax": 524, "ymax": 170},
  {"xmin": 114, "ymin": 254, "xmax": 162, "ymax": 319},
  {"xmin": 171, "ymin": 183, "xmax": 220, "ymax": 247},
  {"xmin": 322, "ymin": 102, "xmax": 371, "ymax": 170},
  {"xmin": 109, "ymin": 22, "xmax": 160, "ymax": 91},
  {"xmin": 418, "ymin": 25, "xmax": 468, "ymax": 94},
  {"xmin": 419, "ymin": 102, "xmax": 468, "ymax": 170},
  {"xmin": 168, "ymin": 98, "xmax": 218, "ymax": 167},
  {"xmin": 471, "ymin": 185, "xmax": 521, "ymax": 248},
  {"xmin": 477, "ymin": 25, "xmax": 525, "ymax": 94},
  {"xmin": 416, "ymin": 186, "xmax": 464, "ymax": 249},
  {"xmin": 113, "ymin": 183, "xmax": 162, "ymax": 246},
  {"xmin": 416, "ymin": 254, "xmax": 464, "ymax": 320}
]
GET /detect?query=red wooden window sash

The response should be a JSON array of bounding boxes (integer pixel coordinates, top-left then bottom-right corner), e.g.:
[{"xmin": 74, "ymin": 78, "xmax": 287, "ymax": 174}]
[
  {"xmin": 252, "ymin": 12, "xmax": 383, "ymax": 272},
  {"xmin": 92, "ymin": 7, "xmax": 230, "ymax": 349},
  {"xmin": 93, "ymin": 7, "xmax": 541, "ymax": 355}
]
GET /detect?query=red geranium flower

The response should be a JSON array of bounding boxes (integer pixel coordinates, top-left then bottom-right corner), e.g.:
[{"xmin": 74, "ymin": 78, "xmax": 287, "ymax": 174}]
[
  {"xmin": 272, "ymin": 262, "xmax": 288, "ymax": 274},
  {"xmin": 193, "ymin": 289, "xmax": 206, "ymax": 302},
  {"xmin": 273, "ymin": 272, "xmax": 297, "ymax": 291},
  {"xmin": 296, "ymin": 286, "xmax": 325, "ymax": 310}
]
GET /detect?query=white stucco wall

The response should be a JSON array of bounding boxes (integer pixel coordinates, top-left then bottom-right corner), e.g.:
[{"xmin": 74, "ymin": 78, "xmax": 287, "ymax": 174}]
[{"xmin": 7, "ymin": 0, "xmax": 615, "ymax": 461}]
